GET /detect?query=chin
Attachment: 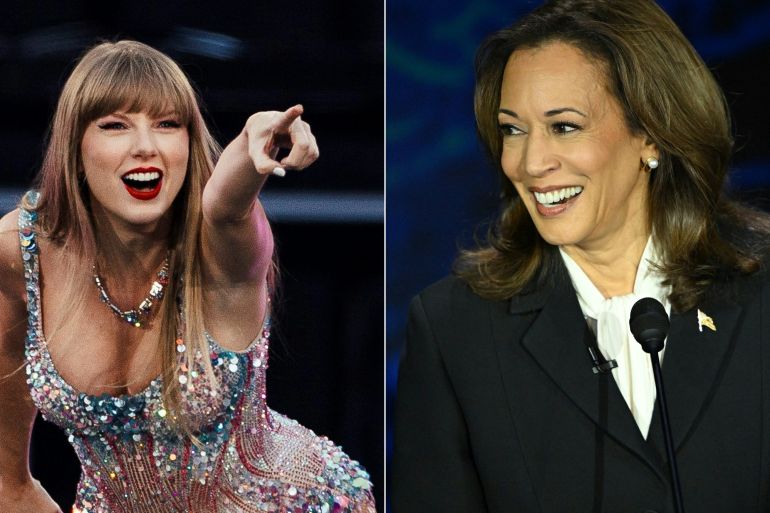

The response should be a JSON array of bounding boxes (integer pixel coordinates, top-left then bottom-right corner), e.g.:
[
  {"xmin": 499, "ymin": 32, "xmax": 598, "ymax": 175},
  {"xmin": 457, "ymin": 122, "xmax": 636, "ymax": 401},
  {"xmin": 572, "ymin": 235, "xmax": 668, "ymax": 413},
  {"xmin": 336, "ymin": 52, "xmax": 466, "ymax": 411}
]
[
  {"xmin": 540, "ymin": 235, "xmax": 572, "ymax": 247},
  {"xmin": 102, "ymin": 201, "xmax": 172, "ymax": 229},
  {"xmin": 534, "ymin": 225, "xmax": 586, "ymax": 248},
  {"xmin": 134, "ymin": 202, "xmax": 175, "ymax": 223}
]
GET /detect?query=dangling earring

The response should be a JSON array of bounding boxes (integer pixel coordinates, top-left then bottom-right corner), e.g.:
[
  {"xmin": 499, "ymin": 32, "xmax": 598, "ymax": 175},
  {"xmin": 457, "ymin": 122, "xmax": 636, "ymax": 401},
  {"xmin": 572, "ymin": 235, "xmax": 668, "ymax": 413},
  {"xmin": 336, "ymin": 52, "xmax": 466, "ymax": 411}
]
[{"xmin": 645, "ymin": 156, "xmax": 659, "ymax": 171}]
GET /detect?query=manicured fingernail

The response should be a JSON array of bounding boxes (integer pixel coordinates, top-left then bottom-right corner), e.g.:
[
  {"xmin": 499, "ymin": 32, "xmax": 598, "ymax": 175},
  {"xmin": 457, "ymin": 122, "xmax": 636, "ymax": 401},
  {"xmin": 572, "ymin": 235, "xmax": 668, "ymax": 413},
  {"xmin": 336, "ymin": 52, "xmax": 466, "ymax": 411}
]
[{"xmin": 272, "ymin": 167, "xmax": 286, "ymax": 177}]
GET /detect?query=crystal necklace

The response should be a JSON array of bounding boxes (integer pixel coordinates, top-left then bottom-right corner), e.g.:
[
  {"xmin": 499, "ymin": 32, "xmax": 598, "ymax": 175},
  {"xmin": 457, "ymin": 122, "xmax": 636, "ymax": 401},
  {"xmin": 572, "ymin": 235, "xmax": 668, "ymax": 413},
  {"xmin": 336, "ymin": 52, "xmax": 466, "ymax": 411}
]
[{"xmin": 93, "ymin": 253, "xmax": 170, "ymax": 328}]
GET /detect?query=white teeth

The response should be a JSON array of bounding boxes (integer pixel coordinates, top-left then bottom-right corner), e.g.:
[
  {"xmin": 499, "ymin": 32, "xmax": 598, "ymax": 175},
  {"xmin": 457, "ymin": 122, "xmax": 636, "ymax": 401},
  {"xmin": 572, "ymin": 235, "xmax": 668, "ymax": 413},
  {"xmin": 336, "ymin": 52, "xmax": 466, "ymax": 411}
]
[
  {"xmin": 533, "ymin": 186, "xmax": 583, "ymax": 206},
  {"xmin": 123, "ymin": 171, "xmax": 160, "ymax": 181}
]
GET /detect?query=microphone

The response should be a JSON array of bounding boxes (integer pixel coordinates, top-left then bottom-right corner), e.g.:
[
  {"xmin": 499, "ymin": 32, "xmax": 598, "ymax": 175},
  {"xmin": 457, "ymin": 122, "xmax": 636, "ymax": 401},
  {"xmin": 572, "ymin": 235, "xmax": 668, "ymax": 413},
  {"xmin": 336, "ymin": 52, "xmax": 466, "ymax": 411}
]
[{"xmin": 630, "ymin": 298, "xmax": 685, "ymax": 513}]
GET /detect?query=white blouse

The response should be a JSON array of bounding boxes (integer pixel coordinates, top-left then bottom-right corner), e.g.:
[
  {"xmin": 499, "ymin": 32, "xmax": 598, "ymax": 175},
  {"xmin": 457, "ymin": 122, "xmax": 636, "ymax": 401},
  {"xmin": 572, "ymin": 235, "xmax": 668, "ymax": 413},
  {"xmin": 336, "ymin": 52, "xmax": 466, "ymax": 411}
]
[{"xmin": 559, "ymin": 238, "xmax": 671, "ymax": 439}]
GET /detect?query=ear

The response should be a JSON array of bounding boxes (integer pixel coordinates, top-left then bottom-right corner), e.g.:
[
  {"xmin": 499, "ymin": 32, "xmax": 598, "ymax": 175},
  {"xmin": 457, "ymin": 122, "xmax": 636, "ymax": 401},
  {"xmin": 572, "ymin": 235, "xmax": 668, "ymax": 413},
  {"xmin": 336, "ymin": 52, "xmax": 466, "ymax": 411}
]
[{"xmin": 639, "ymin": 135, "xmax": 659, "ymax": 168}]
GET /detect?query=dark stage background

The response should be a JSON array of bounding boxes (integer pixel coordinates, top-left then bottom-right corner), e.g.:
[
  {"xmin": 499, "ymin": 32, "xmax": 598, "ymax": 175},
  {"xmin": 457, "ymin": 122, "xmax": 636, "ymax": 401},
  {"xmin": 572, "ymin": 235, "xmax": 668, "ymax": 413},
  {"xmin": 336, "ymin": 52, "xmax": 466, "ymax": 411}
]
[
  {"xmin": 0, "ymin": 1, "xmax": 383, "ymax": 511},
  {"xmin": 387, "ymin": 0, "xmax": 770, "ymax": 510}
]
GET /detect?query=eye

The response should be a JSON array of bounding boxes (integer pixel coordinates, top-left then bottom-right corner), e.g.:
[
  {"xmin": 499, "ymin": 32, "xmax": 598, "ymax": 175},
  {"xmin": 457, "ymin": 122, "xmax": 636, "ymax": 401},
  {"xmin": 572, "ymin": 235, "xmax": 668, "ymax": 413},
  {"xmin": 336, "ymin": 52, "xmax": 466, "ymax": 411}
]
[
  {"xmin": 499, "ymin": 123, "xmax": 525, "ymax": 136},
  {"xmin": 158, "ymin": 119, "xmax": 181, "ymax": 129},
  {"xmin": 551, "ymin": 122, "xmax": 581, "ymax": 135},
  {"xmin": 97, "ymin": 121, "xmax": 127, "ymax": 130}
]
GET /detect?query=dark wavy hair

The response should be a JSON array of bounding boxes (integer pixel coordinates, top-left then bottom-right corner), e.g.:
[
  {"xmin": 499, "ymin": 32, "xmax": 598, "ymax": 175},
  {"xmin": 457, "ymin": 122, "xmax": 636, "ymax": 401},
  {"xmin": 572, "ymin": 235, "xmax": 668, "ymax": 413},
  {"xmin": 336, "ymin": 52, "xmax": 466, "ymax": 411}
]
[{"xmin": 454, "ymin": 0, "xmax": 770, "ymax": 312}]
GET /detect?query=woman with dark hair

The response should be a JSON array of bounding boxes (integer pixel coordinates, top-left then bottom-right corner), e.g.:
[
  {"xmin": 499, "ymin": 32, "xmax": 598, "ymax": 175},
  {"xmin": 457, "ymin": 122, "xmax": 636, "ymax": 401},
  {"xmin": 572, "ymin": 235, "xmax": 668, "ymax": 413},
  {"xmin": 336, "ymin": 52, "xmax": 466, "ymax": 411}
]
[
  {"xmin": 393, "ymin": 0, "xmax": 770, "ymax": 511},
  {"xmin": 0, "ymin": 41, "xmax": 375, "ymax": 513}
]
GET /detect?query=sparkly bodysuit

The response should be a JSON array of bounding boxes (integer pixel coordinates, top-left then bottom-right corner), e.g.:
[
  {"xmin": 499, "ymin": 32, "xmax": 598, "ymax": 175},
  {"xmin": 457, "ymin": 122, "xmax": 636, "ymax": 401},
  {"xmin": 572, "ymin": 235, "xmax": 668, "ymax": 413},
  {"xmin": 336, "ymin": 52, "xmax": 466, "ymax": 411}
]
[{"xmin": 18, "ymin": 197, "xmax": 376, "ymax": 513}]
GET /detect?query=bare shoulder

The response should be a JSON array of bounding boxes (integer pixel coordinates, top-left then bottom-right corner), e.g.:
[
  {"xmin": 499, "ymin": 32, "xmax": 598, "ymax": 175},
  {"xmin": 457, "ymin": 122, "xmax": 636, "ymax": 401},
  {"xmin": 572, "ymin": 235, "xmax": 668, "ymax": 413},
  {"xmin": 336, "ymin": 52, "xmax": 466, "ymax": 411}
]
[
  {"xmin": 0, "ymin": 208, "xmax": 21, "ymax": 264},
  {"xmin": 0, "ymin": 208, "xmax": 24, "ymax": 298}
]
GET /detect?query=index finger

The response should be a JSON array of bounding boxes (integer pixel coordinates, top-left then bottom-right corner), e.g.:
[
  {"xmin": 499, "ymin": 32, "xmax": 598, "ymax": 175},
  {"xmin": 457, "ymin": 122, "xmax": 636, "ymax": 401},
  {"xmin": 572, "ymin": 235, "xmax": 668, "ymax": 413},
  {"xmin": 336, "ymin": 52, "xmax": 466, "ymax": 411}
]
[{"xmin": 272, "ymin": 104, "xmax": 304, "ymax": 132}]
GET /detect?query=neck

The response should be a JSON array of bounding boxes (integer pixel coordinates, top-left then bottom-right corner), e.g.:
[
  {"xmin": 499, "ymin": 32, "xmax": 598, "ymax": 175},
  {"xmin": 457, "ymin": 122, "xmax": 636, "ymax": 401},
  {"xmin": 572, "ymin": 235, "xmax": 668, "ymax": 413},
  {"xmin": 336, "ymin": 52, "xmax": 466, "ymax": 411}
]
[
  {"xmin": 561, "ymin": 229, "xmax": 650, "ymax": 298},
  {"xmin": 90, "ymin": 205, "xmax": 171, "ymax": 284}
]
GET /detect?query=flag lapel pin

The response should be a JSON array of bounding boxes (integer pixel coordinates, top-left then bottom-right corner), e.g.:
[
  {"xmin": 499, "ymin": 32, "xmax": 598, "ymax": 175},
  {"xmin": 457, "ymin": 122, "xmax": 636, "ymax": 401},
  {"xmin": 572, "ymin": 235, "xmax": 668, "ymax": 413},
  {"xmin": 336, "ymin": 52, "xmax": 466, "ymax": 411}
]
[{"xmin": 697, "ymin": 309, "xmax": 716, "ymax": 332}]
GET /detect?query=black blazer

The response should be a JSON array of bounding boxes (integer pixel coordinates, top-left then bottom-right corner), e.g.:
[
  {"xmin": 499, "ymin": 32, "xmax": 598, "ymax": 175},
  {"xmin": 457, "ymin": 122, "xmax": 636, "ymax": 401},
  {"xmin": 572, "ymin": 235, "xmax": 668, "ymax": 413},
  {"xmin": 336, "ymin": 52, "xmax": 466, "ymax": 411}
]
[{"xmin": 393, "ymin": 265, "xmax": 770, "ymax": 513}]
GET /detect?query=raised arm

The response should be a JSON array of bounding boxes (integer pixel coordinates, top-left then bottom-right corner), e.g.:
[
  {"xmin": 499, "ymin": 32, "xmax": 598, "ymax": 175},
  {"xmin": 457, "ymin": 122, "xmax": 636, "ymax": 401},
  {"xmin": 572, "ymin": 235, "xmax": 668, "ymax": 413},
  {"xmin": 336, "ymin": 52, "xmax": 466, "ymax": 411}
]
[
  {"xmin": 200, "ymin": 105, "xmax": 318, "ymax": 346},
  {"xmin": 0, "ymin": 211, "xmax": 61, "ymax": 513}
]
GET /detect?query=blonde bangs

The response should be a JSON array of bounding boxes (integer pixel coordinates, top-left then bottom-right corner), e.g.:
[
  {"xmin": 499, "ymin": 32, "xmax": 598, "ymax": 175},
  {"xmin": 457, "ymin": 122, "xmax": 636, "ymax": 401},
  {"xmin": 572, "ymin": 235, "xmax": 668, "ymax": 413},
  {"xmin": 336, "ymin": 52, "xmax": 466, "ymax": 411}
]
[{"xmin": 76, "ymin": 42, "xmax": 196, "ymax": 128}]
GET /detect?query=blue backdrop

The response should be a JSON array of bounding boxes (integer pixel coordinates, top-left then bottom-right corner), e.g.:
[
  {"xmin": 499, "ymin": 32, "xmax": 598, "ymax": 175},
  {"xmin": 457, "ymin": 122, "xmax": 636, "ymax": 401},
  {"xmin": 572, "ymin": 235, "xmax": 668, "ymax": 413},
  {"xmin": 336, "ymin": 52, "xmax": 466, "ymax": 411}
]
[{"xmin": 386, "ymin": 0, "xmax": 770, "ymax": 504}]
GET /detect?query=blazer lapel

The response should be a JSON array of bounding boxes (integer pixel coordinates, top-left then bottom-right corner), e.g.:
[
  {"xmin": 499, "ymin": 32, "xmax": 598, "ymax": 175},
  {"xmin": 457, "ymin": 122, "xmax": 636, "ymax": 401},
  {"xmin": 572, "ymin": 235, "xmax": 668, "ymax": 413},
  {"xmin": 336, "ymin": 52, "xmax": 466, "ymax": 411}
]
[
  {"xmin": 657, "ymin": 295, "xmax": 743, "ymax": 450},
  {"xmin": 499, "ymin": 271, "xmax": 666, "ymax": 480}
]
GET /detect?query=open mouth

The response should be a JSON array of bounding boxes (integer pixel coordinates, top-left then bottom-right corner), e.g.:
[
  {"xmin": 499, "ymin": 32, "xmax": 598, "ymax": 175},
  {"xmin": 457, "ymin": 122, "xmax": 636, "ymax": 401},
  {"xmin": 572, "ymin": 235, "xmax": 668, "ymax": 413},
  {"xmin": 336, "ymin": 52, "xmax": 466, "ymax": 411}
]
[
  {"xmin": 121, "ymin": 169, "xmax": 163, "ymax": 200},
  {"xmin": 533, "ymin": 186, "xmax": 583, "ymax": 207}
]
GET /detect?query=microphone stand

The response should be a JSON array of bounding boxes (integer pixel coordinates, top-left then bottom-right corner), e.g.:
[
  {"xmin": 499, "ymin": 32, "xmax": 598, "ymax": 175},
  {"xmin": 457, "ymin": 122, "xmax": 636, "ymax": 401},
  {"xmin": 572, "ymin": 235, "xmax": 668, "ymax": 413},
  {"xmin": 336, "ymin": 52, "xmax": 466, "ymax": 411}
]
[
  {"xmin": 630, "ymin": 297, "xmax": 685, "ymax": 513},
  {"xmin": 649, "ymin": 351, "xmax": 685, "ymax": 513}
]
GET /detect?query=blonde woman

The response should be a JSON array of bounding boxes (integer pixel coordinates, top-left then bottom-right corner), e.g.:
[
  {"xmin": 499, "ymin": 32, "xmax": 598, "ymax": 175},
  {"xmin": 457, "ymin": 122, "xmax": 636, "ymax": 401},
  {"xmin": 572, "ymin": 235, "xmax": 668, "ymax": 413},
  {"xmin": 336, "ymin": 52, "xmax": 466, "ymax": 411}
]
[{"xmin": 0, "ymin": 41, "xmax": 375, "ymax": 513}]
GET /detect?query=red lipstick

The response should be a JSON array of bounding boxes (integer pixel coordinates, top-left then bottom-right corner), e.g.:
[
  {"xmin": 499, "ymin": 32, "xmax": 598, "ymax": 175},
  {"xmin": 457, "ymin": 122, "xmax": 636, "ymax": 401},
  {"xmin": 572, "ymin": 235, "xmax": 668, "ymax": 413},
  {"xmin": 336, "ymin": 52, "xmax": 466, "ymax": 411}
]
[{"xmin": 121, "ymin": 167, "xmax": 163, "ymax": 201}]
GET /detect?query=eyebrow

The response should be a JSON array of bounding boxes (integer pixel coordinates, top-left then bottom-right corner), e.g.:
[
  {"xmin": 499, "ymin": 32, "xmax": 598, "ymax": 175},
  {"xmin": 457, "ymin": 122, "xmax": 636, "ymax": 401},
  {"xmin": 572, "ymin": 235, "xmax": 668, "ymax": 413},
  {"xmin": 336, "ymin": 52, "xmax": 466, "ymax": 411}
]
[
  {"xmin": 98, "ymin": 110, "xmax": 180, "ymax": 120},
  {"xmin": 498, "ymin": 107, "xmax": 587, "ymax": 118},
  {"xmin": 97, "ymin": 112, "xmax": 129, "ymax": 120}
]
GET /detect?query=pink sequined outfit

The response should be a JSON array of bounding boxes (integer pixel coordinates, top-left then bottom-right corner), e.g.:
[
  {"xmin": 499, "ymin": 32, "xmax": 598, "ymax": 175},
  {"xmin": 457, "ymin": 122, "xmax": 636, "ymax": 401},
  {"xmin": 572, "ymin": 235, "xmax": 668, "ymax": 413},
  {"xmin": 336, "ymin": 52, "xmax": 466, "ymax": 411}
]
[{"xmin": 18, "ymin": 194, "xmax": 376, "ymax": 513}]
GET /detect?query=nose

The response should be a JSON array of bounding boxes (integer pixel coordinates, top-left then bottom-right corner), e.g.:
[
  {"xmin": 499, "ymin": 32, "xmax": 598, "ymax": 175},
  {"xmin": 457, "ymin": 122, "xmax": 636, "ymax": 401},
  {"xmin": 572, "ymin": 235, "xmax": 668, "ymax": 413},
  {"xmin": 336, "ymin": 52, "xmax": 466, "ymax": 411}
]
[
  {"xmin": 130, "ymin": 127, "xmax": 159, "ymax": 159},
  {"xmin": 521, "ymin": 131, "xmax": 559, "ymax": 178}
]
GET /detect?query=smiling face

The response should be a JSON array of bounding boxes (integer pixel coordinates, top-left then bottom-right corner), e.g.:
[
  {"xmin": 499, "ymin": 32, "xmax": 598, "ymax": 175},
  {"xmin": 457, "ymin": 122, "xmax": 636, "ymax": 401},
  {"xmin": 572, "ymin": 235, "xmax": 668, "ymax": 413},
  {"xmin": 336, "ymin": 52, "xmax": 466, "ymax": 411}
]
[
  {"xmin": 80, "ymin": 110, "xmax": 189, "ymax": 230},
  {"xmin": 498, "ymin": 42, "xmax": 655, "ymax": 253}
]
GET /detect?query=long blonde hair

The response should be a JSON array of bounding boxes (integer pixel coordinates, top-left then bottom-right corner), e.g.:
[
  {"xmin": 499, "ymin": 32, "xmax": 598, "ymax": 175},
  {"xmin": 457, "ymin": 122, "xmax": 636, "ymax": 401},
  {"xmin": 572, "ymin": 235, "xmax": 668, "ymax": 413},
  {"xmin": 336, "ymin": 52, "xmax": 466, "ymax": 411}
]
[{"xmin": 31, "ymin": 40, "xmax": 221, "ymax": 428}]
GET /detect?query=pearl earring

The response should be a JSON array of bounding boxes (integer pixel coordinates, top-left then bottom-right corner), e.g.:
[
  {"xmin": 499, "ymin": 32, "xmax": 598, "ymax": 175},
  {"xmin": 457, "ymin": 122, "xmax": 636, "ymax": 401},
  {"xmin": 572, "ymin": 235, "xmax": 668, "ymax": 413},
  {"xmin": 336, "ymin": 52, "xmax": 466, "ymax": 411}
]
[{"xmin": 645, "ymin": 157, "xmax": 659, "ymax": 170}]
